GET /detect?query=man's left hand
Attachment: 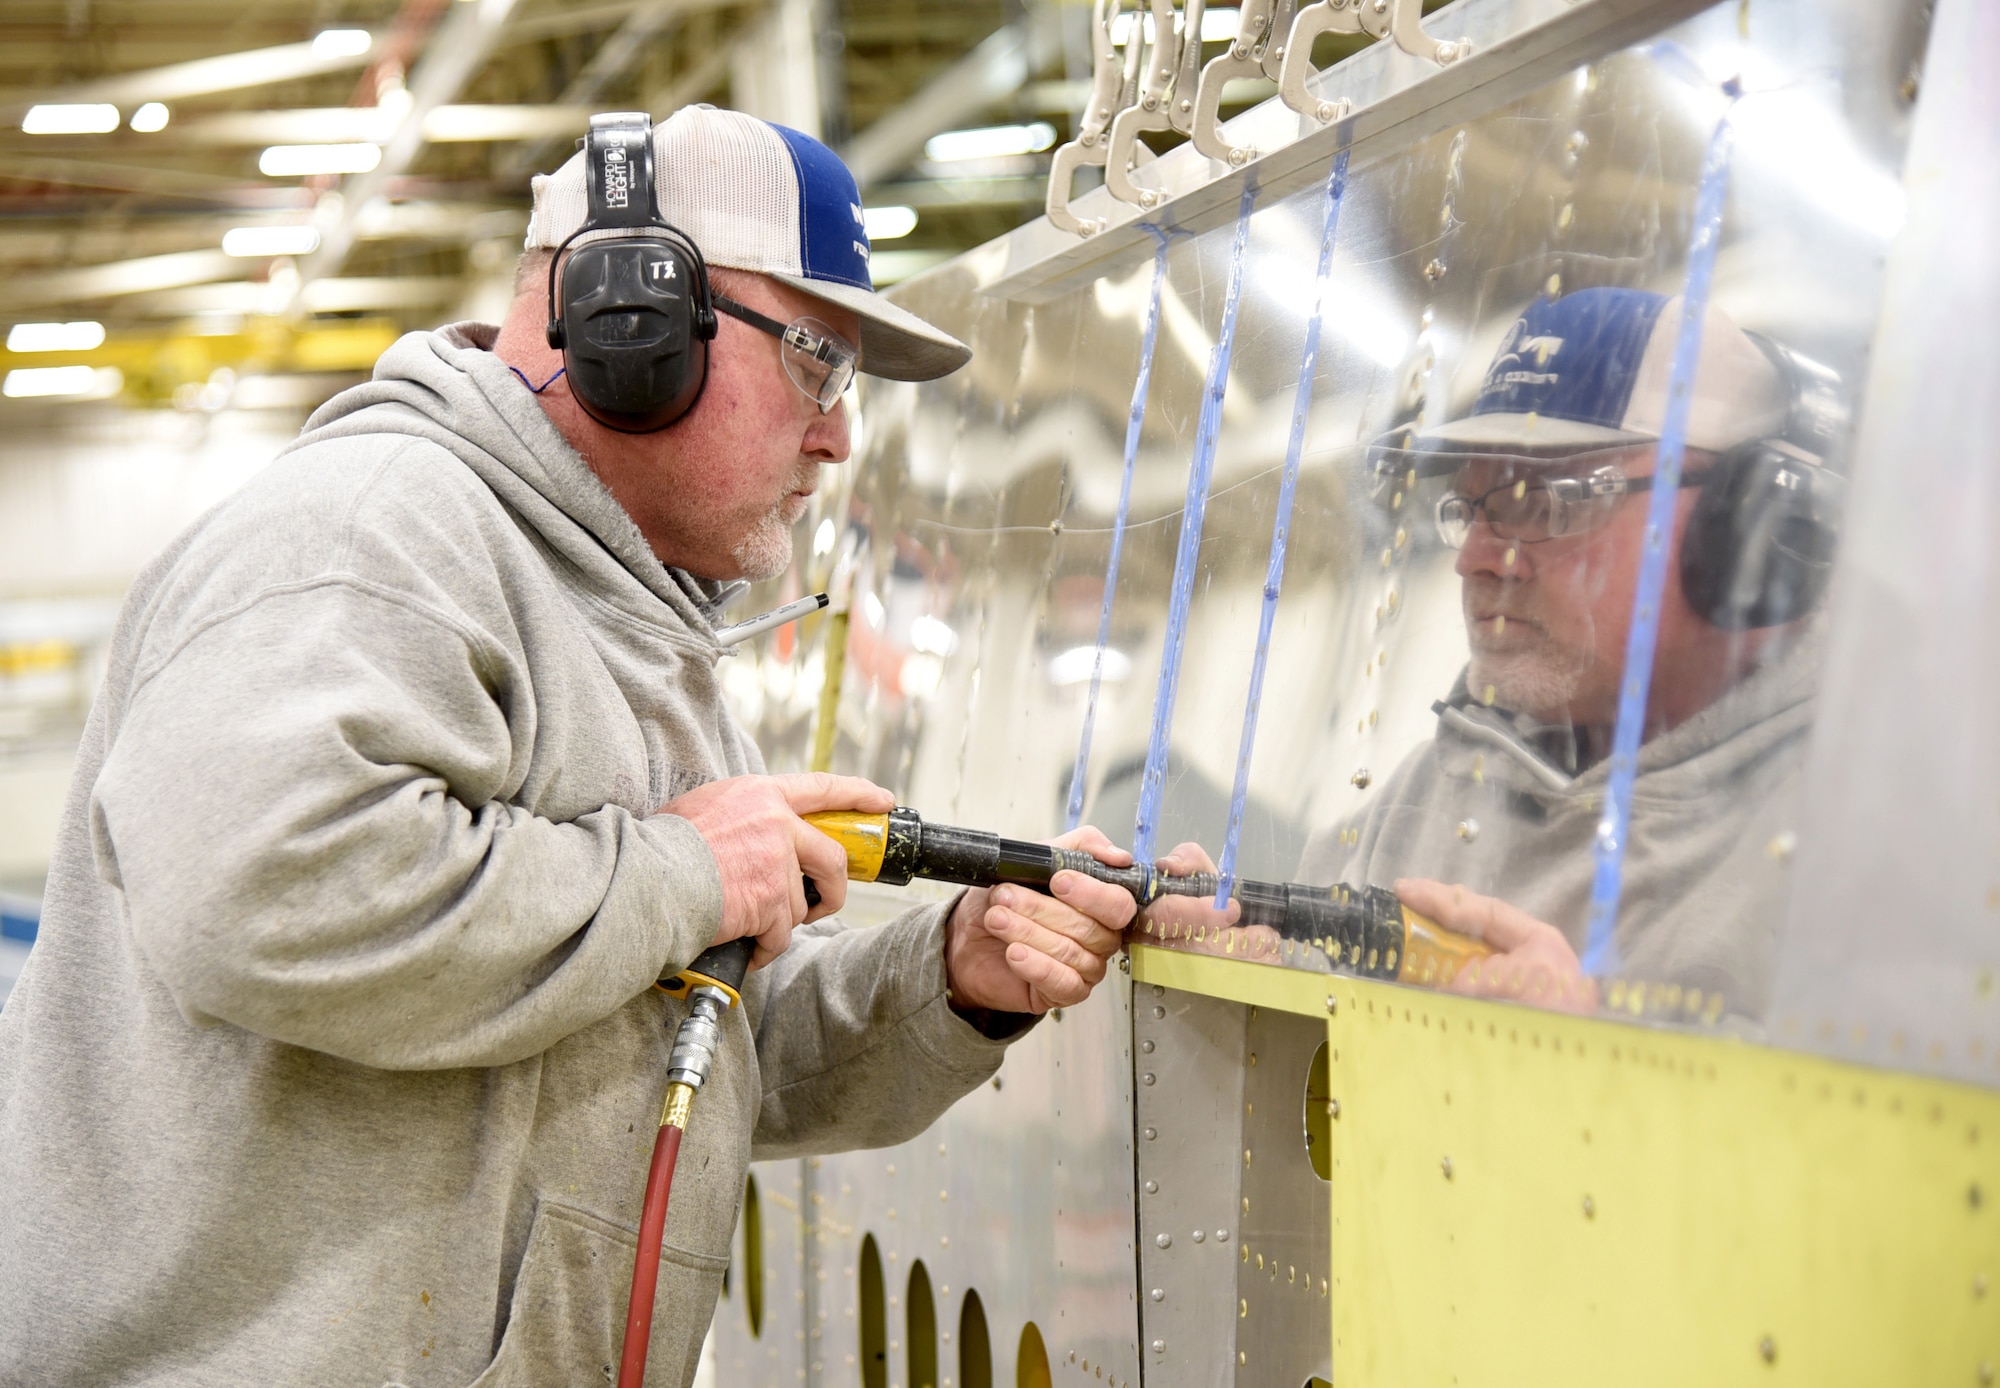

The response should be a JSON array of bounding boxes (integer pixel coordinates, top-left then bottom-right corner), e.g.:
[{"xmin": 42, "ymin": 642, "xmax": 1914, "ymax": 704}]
[
  {"xmin": 1395, "ymin": 877, "xmax": 1599, "ymax": 1014},
  {"xmin": 943, "ymin": 826, "xmax": 1137, "ymax": 1015}
]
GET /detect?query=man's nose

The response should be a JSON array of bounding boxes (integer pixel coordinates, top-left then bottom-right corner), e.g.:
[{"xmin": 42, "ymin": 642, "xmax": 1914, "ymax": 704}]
[
  {"xmin": 805, "ymin": 397, "xmax": 850, "ymax": 464},
  {"xmin": 1455, "ymin": 515, "xmax": 1528, "ymax": 581}
]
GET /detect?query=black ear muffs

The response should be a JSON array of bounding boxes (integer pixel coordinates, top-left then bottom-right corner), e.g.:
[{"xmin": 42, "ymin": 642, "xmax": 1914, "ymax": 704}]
[
  {"xmin": 545, "ymin": 112, "xmax": 719, "ymax": 434},
  {"xmin": 1679, "ymin": 444, "xmax": 1845, "ymax": 630}
]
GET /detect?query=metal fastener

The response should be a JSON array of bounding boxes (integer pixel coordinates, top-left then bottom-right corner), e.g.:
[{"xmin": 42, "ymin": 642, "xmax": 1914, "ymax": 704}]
[
  {"xmin": 1216, "ymin": 1229, "xmax": 1229, "ymax": 1242},
  {"xmin": 1150, "ymin": 1341, "xmax": 1165, "ymax": 1354},
  {"xmin": 1143, "ymin": 1180, "xmax": 1158, "ymax": 1194},
  {"xmin": 1325, "ymin": 995, "xmax": 1338, "ymax": 1016},
  {"xmin": 1149, "ymin": 1288, "xmax": 1165, "ymax": 1302},
  {"xmin": 1144, "ymin": 1126, "xmax": 1157, "ymax": 1141},
  {"xmin": 1441, "ymin": 1155, "xmax": 1454, "ymax": 1179},
  {"xmin": 1156, "ymin": 1233, "xmax": 1172, "ymax": 1248},
  {"xmin": 1191, "ymin": 1230, "xmax": 1204, "ymax": 1243},
  {"xmin": 1582, "ymin": 1195, "xmax": 1595, "ymax": 1219},
  {"xmin": 1758, "ymin": 1336, "xmax": 1776, "ymax": 1364}
]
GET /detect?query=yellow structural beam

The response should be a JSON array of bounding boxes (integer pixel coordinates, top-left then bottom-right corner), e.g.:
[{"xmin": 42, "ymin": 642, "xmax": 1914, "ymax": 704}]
[
  {"xmin": 1, "ymin": 318, "xmax": 400, "ymax": 403},
  {"xmin": 1131, "ymin": 944, "xmax": 2000, "ymax": 1387}
]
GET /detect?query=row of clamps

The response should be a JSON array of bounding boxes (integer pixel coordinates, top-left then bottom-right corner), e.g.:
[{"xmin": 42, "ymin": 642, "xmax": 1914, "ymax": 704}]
[{"xmin": 1046, "ymin": 0, "xmax": 1471, "ymax": 236}]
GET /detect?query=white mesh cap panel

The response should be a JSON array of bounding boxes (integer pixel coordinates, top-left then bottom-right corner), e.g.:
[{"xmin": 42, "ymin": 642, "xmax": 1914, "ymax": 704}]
[{"xmin": 524, "ymin": 106, "xmax": 803, "ymax": 277}]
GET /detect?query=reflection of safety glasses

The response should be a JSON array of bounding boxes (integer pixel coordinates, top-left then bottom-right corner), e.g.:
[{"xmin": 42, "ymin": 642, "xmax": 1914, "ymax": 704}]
[
  {"xmin": 1434, "ymin": 463, "xmax": 1711, "ymax": 547},
  {"xmin": 714, "ymin": 294, "xmax": 857, "ymax": 413}
]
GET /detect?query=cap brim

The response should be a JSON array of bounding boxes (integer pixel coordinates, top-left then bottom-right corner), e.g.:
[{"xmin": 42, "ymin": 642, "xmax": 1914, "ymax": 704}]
[
  {"xmin": 1416, "ymin": 412, "xmax": 1655, "ymax": 453},
  {"xmin": 769, "ymin": 273, "xmax": 972, "ymax": 383}
]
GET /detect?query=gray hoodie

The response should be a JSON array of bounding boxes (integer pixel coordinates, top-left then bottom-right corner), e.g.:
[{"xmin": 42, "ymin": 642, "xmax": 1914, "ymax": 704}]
[
  {"xmin": 1296, "ymin": 632, "xmax": 1818, "ymax": 1019},
  {"xmin": 0, "ymin": 324, "xmax": 1013, "ymax": 1386}
]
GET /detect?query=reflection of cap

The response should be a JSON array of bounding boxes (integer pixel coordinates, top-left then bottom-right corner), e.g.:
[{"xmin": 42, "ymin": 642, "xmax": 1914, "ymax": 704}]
[
  {"xmin": 526, "ymin": 105, "xmax": 971, "ymax": 383},
  {"xmin": 1414, "ymin": 287, "xmax": 1786, "ymax": 456}
]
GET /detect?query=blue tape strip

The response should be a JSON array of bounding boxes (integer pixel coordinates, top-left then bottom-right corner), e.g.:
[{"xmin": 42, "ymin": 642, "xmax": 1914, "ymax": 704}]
[
  {"xmin": 1066, "ymin": 228, "xmax": 1174, "ymax": 832},
  {"xmin": 1132, "ymin": 185, "xmax": 1259, "ymax": 864},
  {"xmin": 1579, "ymin": 106, "xmax": 1738, "ymax": 974},
  {"xmin": 1214, "ymin": 154, "xmax": 1350, "ymax": 906}
]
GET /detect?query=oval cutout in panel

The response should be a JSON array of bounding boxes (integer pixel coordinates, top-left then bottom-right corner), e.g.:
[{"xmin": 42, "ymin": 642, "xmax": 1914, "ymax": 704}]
[
  {"xmin": 1016, "ymin": 1320, "xmax": 1052, "ymax": 1388},
  {"xmin": 959, "ymin": 1289, "xmax": 993, "ymax": 1388},
  {"xmin": 860, "ymin": 1233, "xmax": 887, "ymax": 1388},
  {"xmin": 907, "ymin": 1258, "xmax": 939, "ymax": 1388},
  {"xmin": 1304, "ymin": 1039, "xmax": 1333, "ymax": 1181}
]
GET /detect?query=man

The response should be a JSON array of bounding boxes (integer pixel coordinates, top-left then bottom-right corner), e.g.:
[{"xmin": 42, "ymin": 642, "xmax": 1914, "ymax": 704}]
[
  {"xmin": 1294, "ymin": 286, "xmax": 1842, "ymax": 1020},
  {"xmin": 0, "ymin": 106, "xmax": 1135, "ymax": 1384}
]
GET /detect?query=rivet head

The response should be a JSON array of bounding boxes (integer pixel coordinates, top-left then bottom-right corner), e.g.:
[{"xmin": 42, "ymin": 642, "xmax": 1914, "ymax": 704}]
[
  {"xmin": 1456, "ymin": 818, "xmax": 1480, "ymax": 842},
  {"xmin": 1142, "ymin": 1073, "xmax": 1156, "ymax": 1086},
  {"xmin": 1216, "ymin": 1229, "xmax": 1229, "ymax": 1242},
  {"xmin": 1980, "ymin": 1360, "xmax": 1993, "ymax": 1386},
  {"xmin": 1441, "ymin": 1155, "xmax": 1454, "ymax": 1179},
  {"xmin": 1141, "ymin": 1039, "xmax": 1155, "ymax": 1053},
  {"xmin": 1582, "ymin": 1195, "xmax": 1595, "ymax": 1219},
  {"xmin": 1151, "ymin": 1341, "xmax": 1165, "ymax": 1354},
  {"xmin": 1156, "ymin": 1233, "xmax": 1172, "ymax": 1248},
  {"xmin": 1191, "ymin": 1230, "xmax": 1205, "ymax": 1243},
  {"xmin": 1327, "ymin": 1097, "xmax": 1340, "ymax": 1119},
  {"xmin": 1325, "ymin": 995, "xmax": 1338, "ymax": 1016},
  {"xmin": 1351, "ymin": 768, "xmax": 1371, "ymax": 789},
  {"xmin": 1144, "ymin": 1126, "xmax": 1157, "ymax": 1141},
  {"xmin": 1150, "ymin": 1287, "xmax": 1165, "ymax": 1302},
  {"xmin": 1758, "ymin": 1336, "xmax": 1776, "ymax": 1364}
]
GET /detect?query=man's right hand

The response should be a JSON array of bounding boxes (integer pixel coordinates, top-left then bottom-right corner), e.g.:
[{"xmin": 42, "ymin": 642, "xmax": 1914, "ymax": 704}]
[{"xmin": 661, "ymin": 773, "xmax": 895, "ymax": 970}]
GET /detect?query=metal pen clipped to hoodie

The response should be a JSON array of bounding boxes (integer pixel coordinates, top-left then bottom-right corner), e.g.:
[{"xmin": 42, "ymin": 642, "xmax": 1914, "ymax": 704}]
[{"xmin": 0, "ymin": 323, "xmax": 1013, "ymax": 1386}]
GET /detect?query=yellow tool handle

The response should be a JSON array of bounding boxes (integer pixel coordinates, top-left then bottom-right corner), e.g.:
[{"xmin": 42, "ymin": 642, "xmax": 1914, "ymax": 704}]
[
  {"xmin": 802, "ymin": 809, "xmax": 892, "ymax": 883},
  {"xmin": 1398, "ymin": 906, "xmax": 1496, "ymax": 988}
]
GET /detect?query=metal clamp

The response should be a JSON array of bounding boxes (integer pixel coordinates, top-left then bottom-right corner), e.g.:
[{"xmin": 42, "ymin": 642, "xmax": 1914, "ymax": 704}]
[
  {"xmin": 1104, "ymin": 0, "xmax": 1205, "ymax": 208},
  {"xmin": 1277, "ymin": 0, "xmax": 1365, "ymax": 123},
  {"xmin": 1389, "ymin": 0, "xmax": 1471, "ymax": 66},
  {"xmin": 1048, "ymin": 0, "xmax": 1147, "ymax": 236},
  {"xmin": 1189, "ymin": 0, "xmax": 1284, "ymax": 167}
]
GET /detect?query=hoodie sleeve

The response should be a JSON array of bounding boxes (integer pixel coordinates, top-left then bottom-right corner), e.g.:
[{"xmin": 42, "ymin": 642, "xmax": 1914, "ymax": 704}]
[
  {"xmin": 741, "ymin": 900, "xmax": 1024, "ymax": 1160},
  {"xmin": 91, "ymin": 575, "xmax": 720, "ymax": 1070}
]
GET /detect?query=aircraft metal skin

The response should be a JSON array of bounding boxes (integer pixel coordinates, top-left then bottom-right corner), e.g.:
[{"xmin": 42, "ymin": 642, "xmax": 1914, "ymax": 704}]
[{"xmin": 704, "ymin": 0, "xmax": 1987, "ymax": 1381}]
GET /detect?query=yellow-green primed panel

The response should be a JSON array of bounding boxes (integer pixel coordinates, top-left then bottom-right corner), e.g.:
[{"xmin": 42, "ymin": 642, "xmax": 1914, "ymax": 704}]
[{"xmin": 1131, "ymin": 945, "xmax": 2000, "ymax": 1386}]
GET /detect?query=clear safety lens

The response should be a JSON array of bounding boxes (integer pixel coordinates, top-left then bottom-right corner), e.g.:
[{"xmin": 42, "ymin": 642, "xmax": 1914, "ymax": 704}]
[
  {"xmin": 1432, "ymin": 466, "xmax": 1638, "ymax": 548},
  {"xmin": 780, "ymin": 317, "xmax": 857, "ymax": 413}
]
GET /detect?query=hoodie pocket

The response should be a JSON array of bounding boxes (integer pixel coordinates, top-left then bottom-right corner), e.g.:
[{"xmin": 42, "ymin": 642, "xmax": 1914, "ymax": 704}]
[{"xmin": 466, "ymin": 1199, "xmax": 728, "ymax": 1388}]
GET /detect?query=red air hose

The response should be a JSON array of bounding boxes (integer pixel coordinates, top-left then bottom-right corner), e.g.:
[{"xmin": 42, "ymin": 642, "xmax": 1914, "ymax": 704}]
[{"xmin": 617, "ymin": 1116, "xmax": 686, "ymax": 1388}]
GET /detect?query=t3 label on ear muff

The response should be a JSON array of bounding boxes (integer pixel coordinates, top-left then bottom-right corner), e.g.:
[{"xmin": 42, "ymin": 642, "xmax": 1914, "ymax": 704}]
[{"xmin": 545, "ymin": 112, "xmax": 719, "ymax": 434}]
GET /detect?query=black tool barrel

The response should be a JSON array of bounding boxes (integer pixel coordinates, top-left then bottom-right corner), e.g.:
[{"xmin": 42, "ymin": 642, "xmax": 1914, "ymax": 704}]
[
  {"xmin": 681, "ymin": 937, "xmax": 754, "ymax": 995},
  {"xmin": 904, "ymin": 820, "xmax": 1162, "ymax": 904}
]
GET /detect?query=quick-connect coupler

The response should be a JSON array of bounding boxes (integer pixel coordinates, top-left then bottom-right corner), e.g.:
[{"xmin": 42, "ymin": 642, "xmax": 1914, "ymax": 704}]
[
  {"xmin": 654, "ymin": 937, "xmax": 756, "ymax": 1131},
  {"xmin": 664, "ymin": 986, "xmax": 730, "ymax": 1093}
]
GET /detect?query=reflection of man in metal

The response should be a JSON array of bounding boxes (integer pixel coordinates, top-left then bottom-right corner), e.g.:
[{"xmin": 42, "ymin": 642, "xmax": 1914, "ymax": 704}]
[{"xmin": 1296, "ymin": 287, "xmax": 1845, "ymax": 1019}]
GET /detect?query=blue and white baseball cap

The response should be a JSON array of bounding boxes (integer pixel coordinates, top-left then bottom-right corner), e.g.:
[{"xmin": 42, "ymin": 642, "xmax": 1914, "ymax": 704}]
[
  {"xmin": 1399, "ymin": 286, "xmax": 1786, "ymax": 462},
  {"xmin": 526, "ymin": 105, "xmax": 970, "ymax": 383}
]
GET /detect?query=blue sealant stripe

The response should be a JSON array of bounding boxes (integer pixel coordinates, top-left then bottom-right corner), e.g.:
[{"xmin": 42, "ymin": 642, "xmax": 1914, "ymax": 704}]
[
  {"xmin": 1132, "ymin": 184, "xmax": 1259, "ymax": 864},
  {"xmin": 1066, "ymin": 228, "xmax": 1174, "ymax": 832},
  {"xmin": 1580, "ymin": 105, "xmax": 1738, "ymax": 974},
  {"xmin": 1213, "ymin": 154, "xmax": 1350, "ymax": 907}
]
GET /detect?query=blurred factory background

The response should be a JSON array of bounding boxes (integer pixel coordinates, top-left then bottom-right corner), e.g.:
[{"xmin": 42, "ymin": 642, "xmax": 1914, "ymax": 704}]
[{"xmin": 0, "ymin": 0, "xmax": 1418, "ymax": 1002}]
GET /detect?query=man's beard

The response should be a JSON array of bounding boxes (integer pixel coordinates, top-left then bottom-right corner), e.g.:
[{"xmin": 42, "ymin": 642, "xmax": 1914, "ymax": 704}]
[
  {"xmin": 730, "ymin": 486, "xmax": 812, "ymax": 581},
  {"xmin": 1462, "ymin": 579, "xmax": 1594, "ymax": 721}
]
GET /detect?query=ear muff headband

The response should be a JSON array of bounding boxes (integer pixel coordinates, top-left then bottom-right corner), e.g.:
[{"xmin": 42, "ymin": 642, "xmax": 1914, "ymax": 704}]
[
  {"xmin": 545, "ymin": 113, "xmax": 719, "ymax": 434},
  {"xmin": 1677, "ymin": 335, "xmax": 1849, "ymax": 630}
]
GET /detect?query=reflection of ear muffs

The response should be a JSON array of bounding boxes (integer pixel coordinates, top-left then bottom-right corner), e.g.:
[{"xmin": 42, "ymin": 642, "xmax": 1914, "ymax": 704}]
[
  {"xmin": 1677, "ymin": 335, "xmax": 1849, "ymax": 630},
  {"xmin": 544, "ymin": 112, "xmax": 719, "ymax": 434}
]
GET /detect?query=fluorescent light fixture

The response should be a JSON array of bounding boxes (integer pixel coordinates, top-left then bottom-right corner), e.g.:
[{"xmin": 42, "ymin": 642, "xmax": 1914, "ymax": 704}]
[
  {"xmin": 1049, "ymin": 645, "xmax": 1134, "ymax": 687},
  {"xmin": 129, "ymin": 102, "xmax": 170, "ymax": 132},
  {"xmin": 22, "ymin": 104, "xmax": 121, "ymax": 135},
  {"xmin": 258, "ymin": 143, "xmax": 382, "ymax": 177},
  {"xmin": 923, "ymin": 121, "xmax": 1056, "ymax": 163},
  {"xmin": 909, "ymin": 615, "xmax": 959, "ymax": 657},
  {"xmin": 222, "ymin": 225, "xmax": 322, "ymax": 258},
  {"xmin": 7, "ymin": 321, "xmax": 106, "ymax": 353},
  {"xmin": 3, "ymin": 366, "xmax": 121, "ymax": 399},
  {"xmin": 863, "ymin": 205, "xmax": 918, "ymax": 241},
  {"xmin": 1111, "ymin": 8, "xmax": 1239, "ymax": 45},
  {"xmin": 311, "ymin": 28, "xmax": 374, "ymax": 59}
]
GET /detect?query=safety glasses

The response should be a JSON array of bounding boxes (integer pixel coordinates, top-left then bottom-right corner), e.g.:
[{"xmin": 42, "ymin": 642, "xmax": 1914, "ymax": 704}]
[
  {"xmin": 1434, "ymin": 463, "xmax": 1711, "ymax": 548},
  {"xmin": 713, "ymin": 294, "xmax": 857, "ymax": 413}
]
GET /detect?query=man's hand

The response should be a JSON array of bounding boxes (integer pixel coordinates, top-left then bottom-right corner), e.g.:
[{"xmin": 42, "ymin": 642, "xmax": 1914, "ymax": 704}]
[
  {"xmin": 1139, "ymin": 842, "xmax": 1281, "ymax": 962},
  {"xmin": 1394, "ymin": 878, "xmax": 1598, "ymax": 1014},
  {"xmin": 662, "ymin": 773, "xmax": 895, "ymax": 970},
  {"xmin": 943, "ymin": 826, "xmax": 1138, "ymax": 1016}
]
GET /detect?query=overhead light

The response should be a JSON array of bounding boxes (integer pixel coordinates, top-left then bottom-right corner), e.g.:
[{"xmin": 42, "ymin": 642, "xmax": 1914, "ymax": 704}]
[
  {"xmin": 1110, "ymin": 8, "xmax": 1240, "ymax": 45},
  {"xmin": 1049, "ymin": 645, "xmax": 1134, "ymax": 687},
  {"xmin": 909, "ymin": 615, "xmax": 959, "ymax": 656},
  {"xmin": 22, "ymin": 104, "xmax": 121, "ymax": 135},
  {"xmin": 3, "ymin": 366, "xmax": 121, "ymax": 400},
  {"xmin": 129, "ymin": 102, "xmax": 170, "ymax": 133},
  {"xmin": 923, "ymin": 122, "xmax": 1057, "ymax": 163},
  {"xmin": 863, "ymin": 205, "xmax": 918, "ymax": 241},
  {"xmin": 311, "ymin": 29, "xmax": 374, "ymax": 59},
  {"xmin": 259, "ymin": 143, "xmax": 382, "ymax": 177},
  {"xmin": 7, "ymin": 321, "xmax": 106, "ymax": 353},
  {"xmin": 222, "ymin": 225, "xmax": 322, "ymax": 257}
]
